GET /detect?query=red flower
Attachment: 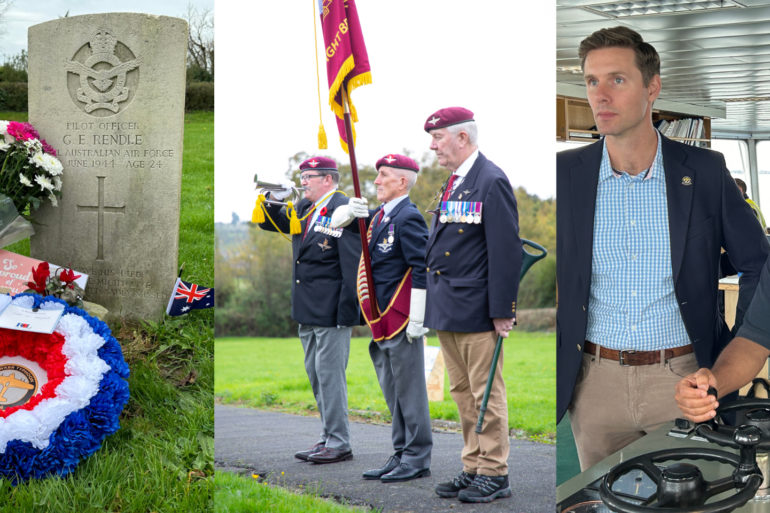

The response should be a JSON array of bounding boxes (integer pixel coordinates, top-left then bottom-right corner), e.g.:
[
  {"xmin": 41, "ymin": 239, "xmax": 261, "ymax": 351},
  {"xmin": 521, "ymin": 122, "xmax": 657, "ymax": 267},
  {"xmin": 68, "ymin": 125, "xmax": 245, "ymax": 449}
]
[
  {"xmin": 27, "ymin": 262, "xmax": 50, "ymax": 294},
  {"xmin": 59, "ymin": 268, "xmax": 81, "ymax": 285},
  {"xmin": 319, "ymin": 207, "xmax": 328, "ymax": 217}
]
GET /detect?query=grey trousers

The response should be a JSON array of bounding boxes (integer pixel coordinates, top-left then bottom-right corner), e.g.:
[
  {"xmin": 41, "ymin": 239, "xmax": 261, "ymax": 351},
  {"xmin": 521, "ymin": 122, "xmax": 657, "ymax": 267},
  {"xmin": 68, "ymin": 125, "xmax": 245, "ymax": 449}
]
[
  {"xmin": 298, "ymin": 324, "xmax": 352, "ymax": 450},
  {"xmin": 369, "ymin": 331, "xmax": 433, "ymax": 469}
]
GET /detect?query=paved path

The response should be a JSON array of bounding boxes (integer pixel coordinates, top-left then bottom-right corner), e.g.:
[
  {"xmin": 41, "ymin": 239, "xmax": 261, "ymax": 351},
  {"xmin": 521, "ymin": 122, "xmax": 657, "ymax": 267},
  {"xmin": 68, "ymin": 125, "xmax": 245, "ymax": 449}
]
[{"xmin": 216, "ymin": 405, "xmax": 555, "ymax": 513}]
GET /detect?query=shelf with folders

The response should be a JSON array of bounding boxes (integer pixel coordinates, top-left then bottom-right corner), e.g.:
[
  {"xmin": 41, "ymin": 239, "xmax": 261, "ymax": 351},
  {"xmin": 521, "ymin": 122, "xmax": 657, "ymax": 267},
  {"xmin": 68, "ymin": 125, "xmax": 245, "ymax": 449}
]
[{"xmin": 556, "ymin": 95, "xmax": 711, "ymax": 147}]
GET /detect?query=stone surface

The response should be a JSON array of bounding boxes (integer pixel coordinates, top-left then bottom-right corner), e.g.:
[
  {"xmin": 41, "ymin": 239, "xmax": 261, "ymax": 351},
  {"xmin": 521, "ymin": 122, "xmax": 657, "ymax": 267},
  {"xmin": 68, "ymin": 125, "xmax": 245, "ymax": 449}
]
[{"xmin": 28, "ymin": 13, "xmax": 188, "ymax": 320}]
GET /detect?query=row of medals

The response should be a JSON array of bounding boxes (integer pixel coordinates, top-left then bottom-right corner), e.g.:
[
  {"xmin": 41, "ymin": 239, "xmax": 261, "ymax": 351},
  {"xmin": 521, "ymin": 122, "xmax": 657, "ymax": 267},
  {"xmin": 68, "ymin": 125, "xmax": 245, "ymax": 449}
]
[{"xmin": 440, "ymin": 203, "xmax": 482, "ymax": 224}]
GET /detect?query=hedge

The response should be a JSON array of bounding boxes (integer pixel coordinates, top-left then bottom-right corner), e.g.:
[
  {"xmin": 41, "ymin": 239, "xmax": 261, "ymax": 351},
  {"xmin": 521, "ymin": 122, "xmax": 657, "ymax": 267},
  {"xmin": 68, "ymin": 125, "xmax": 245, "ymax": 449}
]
[
  {"xmin": 0, "ymin": 82, "xmax": 214, "ymax": 112},
  {"xmin": 0, "ymin": 82, "xmax": 27, "ymax": 111}
]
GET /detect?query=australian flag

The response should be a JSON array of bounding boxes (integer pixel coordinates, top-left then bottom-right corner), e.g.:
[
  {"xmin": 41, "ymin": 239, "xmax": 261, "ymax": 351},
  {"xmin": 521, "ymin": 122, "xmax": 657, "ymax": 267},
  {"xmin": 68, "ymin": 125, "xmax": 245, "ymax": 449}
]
[{"xmin": 166, "ymin": 277, "xmax": 215, "ymax": 316}]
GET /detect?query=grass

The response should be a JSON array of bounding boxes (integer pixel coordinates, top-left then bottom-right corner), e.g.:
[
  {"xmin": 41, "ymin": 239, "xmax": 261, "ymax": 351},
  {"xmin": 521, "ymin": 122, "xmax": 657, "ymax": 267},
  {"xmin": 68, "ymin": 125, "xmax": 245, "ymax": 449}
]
[
  {"xmin": 215, "ymin": 472, "xmax": 370, "ymax": 513},
  {"xmin": 215, "ymin": 332, "xmax": 555, "ymax": 441},
  {"xmin": 0, "ymin": 111, "xmax": 214, "ymax": 512}
]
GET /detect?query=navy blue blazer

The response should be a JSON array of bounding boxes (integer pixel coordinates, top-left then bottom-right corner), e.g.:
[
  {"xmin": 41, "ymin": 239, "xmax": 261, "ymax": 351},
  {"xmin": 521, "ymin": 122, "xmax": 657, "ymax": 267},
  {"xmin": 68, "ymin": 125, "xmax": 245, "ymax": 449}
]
[
  {"xmin": 424, "ymin": 152, "xmax": 522, "ymax": 332},
  {"xmin": 364, "ymin": 198, "xmax": 428, "ymax": 310},
  {"xmin": 258, "ymin": 192, "xmax": 361, "ymax": 327},
  {"xmin": 556, "ymin": 135, "xmax": 770, "ymax": 421}
]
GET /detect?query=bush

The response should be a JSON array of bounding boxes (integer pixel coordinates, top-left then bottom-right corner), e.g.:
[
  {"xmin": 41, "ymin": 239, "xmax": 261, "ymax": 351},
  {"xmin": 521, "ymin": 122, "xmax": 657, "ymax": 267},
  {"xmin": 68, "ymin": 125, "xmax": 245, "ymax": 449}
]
[
  {"xmin": 517, "ymin": 254, "xmax": 556, "ymax": 309},
  {"xmin": 0, "ymin": 82, "xmax": 28, "ymax": 111},
  {"xmin": 186, "ymin": 82, "xmax": 214, "ymax": 111}
]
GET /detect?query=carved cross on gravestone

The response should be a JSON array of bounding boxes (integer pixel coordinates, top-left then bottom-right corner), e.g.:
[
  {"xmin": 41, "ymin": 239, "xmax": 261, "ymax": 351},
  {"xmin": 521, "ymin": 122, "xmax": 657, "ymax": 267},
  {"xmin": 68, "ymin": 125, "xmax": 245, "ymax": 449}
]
[{"xmin": 76, "ymin": 176, "xmax": 125, "ymax": 261}]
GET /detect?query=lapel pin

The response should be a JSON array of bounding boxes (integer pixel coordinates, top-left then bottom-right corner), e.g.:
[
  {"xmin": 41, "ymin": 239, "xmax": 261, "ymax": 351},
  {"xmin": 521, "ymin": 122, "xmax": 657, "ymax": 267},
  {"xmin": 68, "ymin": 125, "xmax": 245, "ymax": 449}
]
[{"xmin": 681, "ymin": 176, "xmax": 693, "ymax": 186}]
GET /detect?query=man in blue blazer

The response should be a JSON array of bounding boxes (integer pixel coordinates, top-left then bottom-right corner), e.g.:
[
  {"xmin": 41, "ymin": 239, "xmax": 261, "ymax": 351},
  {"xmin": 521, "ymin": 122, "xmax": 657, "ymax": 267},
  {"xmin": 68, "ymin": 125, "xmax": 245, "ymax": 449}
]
[
  {"xmin": 258, "ymin": 156, "xmax": 361, "ymax": 464},
  {"xmin": 332, "ymin": 153, "xmax": 433, "ymax": 483},
  {"xmin": 557, "ymin": 27, "xmax": 769, "ymax": 470},
  {"xmin": 423, "ymin": 107, "xmax": 521, "ymax": 504}
]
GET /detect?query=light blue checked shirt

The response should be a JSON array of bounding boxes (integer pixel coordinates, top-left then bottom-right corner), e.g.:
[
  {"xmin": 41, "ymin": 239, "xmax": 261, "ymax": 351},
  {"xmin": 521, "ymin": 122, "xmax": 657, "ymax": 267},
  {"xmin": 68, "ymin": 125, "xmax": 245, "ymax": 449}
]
[{"xmin": 585, "ymin": 132, "xmax": 691, "ymax": 351}]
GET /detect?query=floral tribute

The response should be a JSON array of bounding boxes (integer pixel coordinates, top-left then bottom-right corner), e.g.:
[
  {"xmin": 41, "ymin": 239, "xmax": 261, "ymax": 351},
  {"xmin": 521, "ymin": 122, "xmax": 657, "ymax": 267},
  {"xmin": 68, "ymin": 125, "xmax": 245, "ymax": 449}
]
[
  {"xmin": 0, "ymin": 294, "xmax": 129, "ymax": 483},
  {"xmin": 0, "ymin": 121, "xmax": 63, "ymax": 212},
  {"xmin": 25, "ymin": 262, "xmax": 85, "ymax": 308}
]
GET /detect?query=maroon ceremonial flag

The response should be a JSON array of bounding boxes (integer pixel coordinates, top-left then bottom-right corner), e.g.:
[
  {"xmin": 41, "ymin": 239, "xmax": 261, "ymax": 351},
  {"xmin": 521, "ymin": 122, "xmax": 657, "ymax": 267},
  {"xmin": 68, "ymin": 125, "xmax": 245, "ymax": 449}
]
[{"xmin": 319, "ymin": 0, "xmax": 371, "ymax": 153}]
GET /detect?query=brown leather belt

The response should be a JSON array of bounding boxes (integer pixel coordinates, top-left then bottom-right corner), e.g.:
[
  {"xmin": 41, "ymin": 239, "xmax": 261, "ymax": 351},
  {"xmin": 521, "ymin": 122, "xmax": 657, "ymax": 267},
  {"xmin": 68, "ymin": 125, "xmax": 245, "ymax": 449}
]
[{"xmin": 584, "ymin": 341, "xmax": 693, "ymax": 366}]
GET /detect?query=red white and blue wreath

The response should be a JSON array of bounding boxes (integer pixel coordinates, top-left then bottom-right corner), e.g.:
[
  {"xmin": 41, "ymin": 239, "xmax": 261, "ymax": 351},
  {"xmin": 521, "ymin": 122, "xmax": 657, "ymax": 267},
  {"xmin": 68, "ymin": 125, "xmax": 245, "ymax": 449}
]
[{"xmin": 0, "ymin": 293, "xmax": 129, "ymax": 483}]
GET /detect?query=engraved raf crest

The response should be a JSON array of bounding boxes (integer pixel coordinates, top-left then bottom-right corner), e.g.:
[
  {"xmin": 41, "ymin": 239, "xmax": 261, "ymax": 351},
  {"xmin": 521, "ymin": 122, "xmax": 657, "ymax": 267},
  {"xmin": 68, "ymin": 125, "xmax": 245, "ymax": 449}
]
[
  {"xmin": 318, "ymin": 238, "xmax": 332, "ymax": 252},
  {"xmin": 65, "ymin": 29, "xmax": 142, "ymax": 116}
]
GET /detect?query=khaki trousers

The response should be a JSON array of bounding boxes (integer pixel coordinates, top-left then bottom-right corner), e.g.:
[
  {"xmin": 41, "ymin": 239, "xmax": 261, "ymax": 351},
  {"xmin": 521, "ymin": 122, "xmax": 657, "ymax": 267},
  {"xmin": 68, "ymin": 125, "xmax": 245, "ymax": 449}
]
[
  {"xmin": 568, "ymin": 347, "xmax": 698, "ymax": 471},
  {"xmin": 437, "ymin": 330, "xmax": 509, "ymax": 476}
]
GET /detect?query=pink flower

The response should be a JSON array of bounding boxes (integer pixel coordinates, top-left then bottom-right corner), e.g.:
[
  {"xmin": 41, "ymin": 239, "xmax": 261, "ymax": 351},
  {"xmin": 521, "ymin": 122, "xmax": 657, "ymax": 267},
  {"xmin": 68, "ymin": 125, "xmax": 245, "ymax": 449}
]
[
  {"xmin": 40, "ymin": 139, "xmax": 57, "ymax": 156},
  {"xmin": 6, "ymin": 121, "xmax": 40, "ymax": 142}
]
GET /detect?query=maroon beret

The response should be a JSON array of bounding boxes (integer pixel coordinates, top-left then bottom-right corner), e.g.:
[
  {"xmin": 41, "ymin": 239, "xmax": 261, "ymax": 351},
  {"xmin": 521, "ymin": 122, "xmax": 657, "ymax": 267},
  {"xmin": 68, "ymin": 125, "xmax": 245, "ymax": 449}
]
[
  {"xmin": 424, "ymin": 106, "xmax": 474, "ymax": 132},
  {"xmin": 376, "ymin": 153, "xmax": 419, "ymax": 173},
  {"xmin": 299, "ymin": 156, "xmax": 338, "ymax": 172}
]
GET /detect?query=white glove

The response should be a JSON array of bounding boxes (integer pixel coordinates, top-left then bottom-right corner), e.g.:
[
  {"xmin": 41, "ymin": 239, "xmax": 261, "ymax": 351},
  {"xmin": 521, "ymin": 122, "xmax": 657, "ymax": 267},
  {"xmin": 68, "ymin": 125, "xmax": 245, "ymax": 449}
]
[
  {"xmin": 270, "ymin": 179, "xmax": 295, "ymax": 200},
  {"xmin": 406, "ymin": 288, "xmax": 429, "ymax": 341},
  {"xmin": 331, "ymin": 197, "xmax": 369, "ymax": 228}
]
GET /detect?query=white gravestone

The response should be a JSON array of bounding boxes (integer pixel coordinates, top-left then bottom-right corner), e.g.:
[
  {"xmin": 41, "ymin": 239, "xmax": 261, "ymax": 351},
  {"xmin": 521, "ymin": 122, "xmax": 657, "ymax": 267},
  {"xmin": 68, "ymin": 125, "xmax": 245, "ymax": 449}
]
[{"xmin": 28, "ymin": 13, "xmax": 188, "ymax": 320}]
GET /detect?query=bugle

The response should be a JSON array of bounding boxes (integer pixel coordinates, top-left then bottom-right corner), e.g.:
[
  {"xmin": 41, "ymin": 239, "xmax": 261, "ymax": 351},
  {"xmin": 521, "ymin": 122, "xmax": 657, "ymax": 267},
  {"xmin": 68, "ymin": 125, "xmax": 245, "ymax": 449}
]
[{"xmin": 253, "ymin": 173, "xmax": 306, "ymax": 206}]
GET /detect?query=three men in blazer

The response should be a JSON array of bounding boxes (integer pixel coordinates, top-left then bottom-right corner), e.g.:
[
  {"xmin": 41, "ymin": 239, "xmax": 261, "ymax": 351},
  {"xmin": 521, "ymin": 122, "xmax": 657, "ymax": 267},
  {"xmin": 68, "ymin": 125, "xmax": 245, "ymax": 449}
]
[
  {"xmin": 258, "ymin": 156, "xmax": 361, "ymax": 464},
  {"xmin": 556, "ymin": 27, "xmax": 770, "ymax": 470}
]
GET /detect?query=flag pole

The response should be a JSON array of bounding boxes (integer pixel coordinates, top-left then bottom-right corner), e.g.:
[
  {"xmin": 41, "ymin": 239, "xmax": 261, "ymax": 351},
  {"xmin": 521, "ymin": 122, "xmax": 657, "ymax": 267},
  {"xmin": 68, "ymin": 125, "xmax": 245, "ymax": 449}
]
[{"xmin": 342, "ymin": 89, "xmax": 379, "ymax": 319}]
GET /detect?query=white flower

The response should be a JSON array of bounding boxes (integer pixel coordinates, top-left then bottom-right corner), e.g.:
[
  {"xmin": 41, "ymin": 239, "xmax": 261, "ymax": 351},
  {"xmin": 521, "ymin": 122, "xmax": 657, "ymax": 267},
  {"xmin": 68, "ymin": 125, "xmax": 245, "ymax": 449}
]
[
  {"xmin": 0, "ymin": 140, "xmax": 9, "ymax": 152},
  {"xmin": 29, "ymin": 152, "xmax": 63, "ymax": 176},
  {"xmin": 23, "ymin": 139, "xmax": 42, "ymax": 154},
  {"xmin": 34, "ymin": 174, "xmax": 54, "ymax": 191},
  {"xmin": 0, "ymin": 121, "xmax": 8, "ymax": 135},
  {"xmin": 19, "ymin": 174, "xmax": 33, "ymax": 187},
  {"xmin": 53, "ymin": 176, "xmax": 62, "ymax": 191},
  {"xmin": 48, "ymin": 193, "xmax": 58, "ymax": 207}
]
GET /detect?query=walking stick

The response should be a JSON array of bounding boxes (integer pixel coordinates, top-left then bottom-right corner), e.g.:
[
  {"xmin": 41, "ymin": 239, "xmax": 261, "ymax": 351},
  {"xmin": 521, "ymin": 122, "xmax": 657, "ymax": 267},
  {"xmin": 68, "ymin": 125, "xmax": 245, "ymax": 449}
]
[{"xmin": 475, "ymin": 239, "xmax": 547, "ymax": 434}]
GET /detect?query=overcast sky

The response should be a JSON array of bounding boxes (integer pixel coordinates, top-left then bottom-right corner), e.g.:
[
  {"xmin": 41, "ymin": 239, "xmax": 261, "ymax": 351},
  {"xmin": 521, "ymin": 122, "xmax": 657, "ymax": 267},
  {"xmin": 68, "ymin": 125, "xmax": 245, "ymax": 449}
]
[
  {"xmin": 216, "ymin": 1, "xmax": 556, "ymax": 223},
  {"xmin": 0, "ymin": 0, "xmax": 211, "ymax": 59}
]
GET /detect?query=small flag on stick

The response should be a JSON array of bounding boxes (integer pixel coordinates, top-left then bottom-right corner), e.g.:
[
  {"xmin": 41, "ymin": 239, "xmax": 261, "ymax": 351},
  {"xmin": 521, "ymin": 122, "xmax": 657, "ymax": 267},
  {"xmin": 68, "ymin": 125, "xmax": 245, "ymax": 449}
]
[
  {"xmin": 166, "ymin": 277, "xmax": 214, "ymax": 316},
  {"xmin": 318, "ymin": 0, "xmax": 371, "ymax": 152}
]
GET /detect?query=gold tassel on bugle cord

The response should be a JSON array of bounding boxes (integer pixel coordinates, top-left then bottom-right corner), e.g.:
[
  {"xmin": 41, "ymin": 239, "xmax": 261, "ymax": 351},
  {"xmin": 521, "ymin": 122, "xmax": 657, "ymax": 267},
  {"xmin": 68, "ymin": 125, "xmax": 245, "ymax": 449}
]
[
  {"xmin": 287, "ymin": 201, "xmax": 302, "ymax": 235},
  {"xmin": 252, "ymin": 194, "xmax": 266, "ymax": 224}
]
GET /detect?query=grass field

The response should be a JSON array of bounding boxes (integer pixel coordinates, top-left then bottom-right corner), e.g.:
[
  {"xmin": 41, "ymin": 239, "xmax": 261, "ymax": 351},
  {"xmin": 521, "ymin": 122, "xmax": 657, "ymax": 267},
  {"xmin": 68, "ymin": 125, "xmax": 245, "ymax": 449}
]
[
  {"xmin": 215, "ymin": 332, "xmax": 555, "ymax": 441},
  {"xmin": 0, "ymin": 111, "xmax": 214, "ymax": 512},
  {"xmin": 215, "ymin": 472, "xmax": 370, "ymax": 513}
]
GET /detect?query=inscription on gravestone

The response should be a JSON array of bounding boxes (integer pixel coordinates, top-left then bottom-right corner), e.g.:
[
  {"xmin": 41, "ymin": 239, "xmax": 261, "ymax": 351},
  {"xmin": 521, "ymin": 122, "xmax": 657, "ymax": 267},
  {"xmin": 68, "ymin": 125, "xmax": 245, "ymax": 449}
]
[{"xmin": 28, "ymin": 13, "xmax": 188, "ymax": 320}]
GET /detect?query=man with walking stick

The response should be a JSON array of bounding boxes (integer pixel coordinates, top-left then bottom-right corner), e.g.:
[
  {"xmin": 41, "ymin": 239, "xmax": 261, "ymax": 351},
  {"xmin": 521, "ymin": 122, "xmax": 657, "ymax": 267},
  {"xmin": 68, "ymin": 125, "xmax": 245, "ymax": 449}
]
[{"xmin": 423, "ymin": 107, "xmax": 521, "ymax": 503}]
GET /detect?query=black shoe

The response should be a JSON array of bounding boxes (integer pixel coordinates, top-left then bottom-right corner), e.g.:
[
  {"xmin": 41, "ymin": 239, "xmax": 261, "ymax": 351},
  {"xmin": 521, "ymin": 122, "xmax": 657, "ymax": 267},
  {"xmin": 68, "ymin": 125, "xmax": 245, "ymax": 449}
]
[
  {"xmin": 380, "ymin": 462, "xmax": 430, "ymax": 483},
  {"xmin": 294, "ymin": 442, "xmax": 324, "ymax": 461},
  {"xmin": 435, "ymin": 471, "xmax": 476, "ymax": 498},
  {"xmin": 362, "ymin": 455, "xmax": 400, "ymax": 480},
  {"xmin": 458, "ymin": 474, "xmax": 512, "ymax": 503},
  {"xmin": 307, "ymin": 447, "xmax": 353, "ymax": 464}
]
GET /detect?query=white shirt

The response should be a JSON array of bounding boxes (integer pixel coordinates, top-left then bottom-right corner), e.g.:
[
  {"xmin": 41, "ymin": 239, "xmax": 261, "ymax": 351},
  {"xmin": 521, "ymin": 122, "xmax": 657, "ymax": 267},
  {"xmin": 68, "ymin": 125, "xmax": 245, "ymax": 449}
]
[
  {"xmin": 380, "ymin": 194, "xmax": 408, "ymax": 221},
  {"xmin": 450, "ymin": 149, "xmax": 479, "ymax": 193}
]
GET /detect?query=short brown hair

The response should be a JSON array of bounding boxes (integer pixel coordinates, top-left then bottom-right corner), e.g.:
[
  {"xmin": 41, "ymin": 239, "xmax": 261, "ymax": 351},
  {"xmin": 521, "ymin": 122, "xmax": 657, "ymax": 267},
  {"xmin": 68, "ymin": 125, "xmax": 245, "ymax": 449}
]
[{"xmin": 578, "ymin": 26, "xmax": 660, "ymax": 86}]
